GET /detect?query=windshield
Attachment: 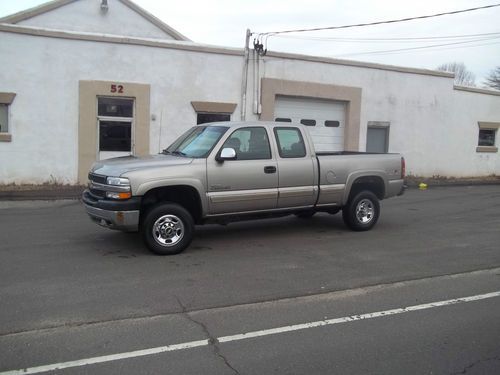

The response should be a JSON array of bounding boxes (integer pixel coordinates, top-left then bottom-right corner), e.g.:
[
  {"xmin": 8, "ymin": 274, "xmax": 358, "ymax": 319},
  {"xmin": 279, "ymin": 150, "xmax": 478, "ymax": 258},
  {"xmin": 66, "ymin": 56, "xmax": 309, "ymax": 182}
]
[{"xmin": 163, "ymin": 126, "xmax": 228, "ymax": 158}]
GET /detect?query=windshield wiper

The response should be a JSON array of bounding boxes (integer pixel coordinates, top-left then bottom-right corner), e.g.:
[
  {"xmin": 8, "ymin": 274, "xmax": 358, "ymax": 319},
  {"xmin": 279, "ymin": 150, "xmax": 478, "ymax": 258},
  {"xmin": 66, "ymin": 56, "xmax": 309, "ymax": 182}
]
[{"xmin": 161, "ymin": 149, "xmax": 171, "ymax": 155}]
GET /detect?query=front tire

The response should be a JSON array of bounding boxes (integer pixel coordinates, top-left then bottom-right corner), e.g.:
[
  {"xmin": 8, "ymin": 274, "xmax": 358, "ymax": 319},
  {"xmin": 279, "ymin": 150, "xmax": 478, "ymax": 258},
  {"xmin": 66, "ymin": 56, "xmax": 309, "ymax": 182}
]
[
  {"xmin": 142, "ymin": 203, "xmax": 194, "ymax": 255},
  {"xmin": 342, "ymin": 191, "xmax": 380, "ymax": 231}
]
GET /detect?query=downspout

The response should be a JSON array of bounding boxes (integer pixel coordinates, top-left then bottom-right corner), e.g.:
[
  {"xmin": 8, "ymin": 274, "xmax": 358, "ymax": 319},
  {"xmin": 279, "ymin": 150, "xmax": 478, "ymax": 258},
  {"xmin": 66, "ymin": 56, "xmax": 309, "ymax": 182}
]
[{"xmin": 240, "ymin": 29, "xmax": 251, "ymax": 121}]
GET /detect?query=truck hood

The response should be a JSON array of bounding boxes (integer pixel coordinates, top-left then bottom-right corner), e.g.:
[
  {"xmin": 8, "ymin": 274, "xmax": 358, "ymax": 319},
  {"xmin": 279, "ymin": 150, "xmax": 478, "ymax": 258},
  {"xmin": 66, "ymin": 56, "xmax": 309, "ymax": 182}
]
[{"xmin": 91, "ymin": 154, "xmax": 194, "ymax": 177}]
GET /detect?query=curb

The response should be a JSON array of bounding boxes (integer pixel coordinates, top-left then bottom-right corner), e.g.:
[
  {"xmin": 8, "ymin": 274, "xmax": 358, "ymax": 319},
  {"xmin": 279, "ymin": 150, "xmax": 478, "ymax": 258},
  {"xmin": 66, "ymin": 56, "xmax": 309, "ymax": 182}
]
[
  {"xmin": 0, "ymin": 187, "xmax": 85, "ymax": 201},
  {"xmin": 405, "ymin": 179, "xmax": 500, "ymax": 188}
]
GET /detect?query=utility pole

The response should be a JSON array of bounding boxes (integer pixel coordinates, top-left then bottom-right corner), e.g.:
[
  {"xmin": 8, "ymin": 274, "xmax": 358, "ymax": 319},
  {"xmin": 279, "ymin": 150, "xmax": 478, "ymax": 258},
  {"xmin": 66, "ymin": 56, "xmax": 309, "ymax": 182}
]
[{"xmin": 240, "ymin": 29, "xmax": 251, "ymax": 121}]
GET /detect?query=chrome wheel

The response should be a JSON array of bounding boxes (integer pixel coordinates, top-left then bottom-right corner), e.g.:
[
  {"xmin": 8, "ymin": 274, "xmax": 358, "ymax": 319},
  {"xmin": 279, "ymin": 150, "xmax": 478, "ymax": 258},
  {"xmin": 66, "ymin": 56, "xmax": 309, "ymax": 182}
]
[
  {"xmin": 355, "ymin": 199, "xmax": 374, "ymax": 224},
  {"xmin": 152, "ymin": 214, "xmax": 185, "ymax": 247}
]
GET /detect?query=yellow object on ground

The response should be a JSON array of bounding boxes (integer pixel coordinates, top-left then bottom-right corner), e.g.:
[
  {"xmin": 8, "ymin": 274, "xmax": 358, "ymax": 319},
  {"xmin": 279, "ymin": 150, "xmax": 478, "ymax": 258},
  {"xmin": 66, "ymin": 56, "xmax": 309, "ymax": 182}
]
[{"xmin": 419, "ymin": 183, "xmax": 428, "ymax": 190}]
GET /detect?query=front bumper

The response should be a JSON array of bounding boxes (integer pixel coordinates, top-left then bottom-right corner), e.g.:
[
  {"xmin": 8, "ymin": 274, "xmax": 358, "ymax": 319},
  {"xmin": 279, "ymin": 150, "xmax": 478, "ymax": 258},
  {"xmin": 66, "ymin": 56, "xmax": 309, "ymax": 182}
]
[{"xmin": 82, "ymin": 190, "xmax": 141, "ymax": 232}]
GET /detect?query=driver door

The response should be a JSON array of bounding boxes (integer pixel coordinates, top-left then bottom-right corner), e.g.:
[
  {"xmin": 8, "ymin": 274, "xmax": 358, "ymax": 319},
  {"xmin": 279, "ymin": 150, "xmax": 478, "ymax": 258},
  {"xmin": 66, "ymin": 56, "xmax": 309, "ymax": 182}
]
[{"xmin": 206, "ymin": 126, "xmax": 278, "ymax": 214}]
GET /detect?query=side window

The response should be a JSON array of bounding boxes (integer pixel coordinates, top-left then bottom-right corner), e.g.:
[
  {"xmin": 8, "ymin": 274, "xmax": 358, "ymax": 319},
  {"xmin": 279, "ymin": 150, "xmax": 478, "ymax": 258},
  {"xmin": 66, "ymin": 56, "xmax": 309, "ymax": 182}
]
[
  {"xmin": 0, "ymin": 92, "xmax": 16, "ymax": 142},
  {"xmin": 222, "ymin": 127, "xmax": 271, "ymax": 160},
  {"xmin": 476, "ymin": 122, "xmax": 499, "ymax": 152},
  {"xmin": 274, "ymin": 127, "xmax": 306, "ymax": 158},
  {"xmin": 0, "ymin": 104, "xmax": 8, "ymax": 133}
]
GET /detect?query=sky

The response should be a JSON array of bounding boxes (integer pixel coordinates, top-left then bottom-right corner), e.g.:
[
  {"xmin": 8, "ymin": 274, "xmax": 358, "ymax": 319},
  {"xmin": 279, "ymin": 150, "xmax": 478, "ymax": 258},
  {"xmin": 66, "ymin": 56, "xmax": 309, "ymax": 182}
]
[{"xmin": 1, "ymin": 0, "xmax": 499, "ymax": 84}]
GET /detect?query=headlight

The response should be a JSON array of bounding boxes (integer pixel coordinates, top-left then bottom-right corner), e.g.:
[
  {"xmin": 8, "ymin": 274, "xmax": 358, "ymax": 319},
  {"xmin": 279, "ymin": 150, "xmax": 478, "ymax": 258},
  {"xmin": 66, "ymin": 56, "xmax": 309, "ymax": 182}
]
[{"xmin": 106, "ymin": 177, "xmax": 130, "ymax": 186}]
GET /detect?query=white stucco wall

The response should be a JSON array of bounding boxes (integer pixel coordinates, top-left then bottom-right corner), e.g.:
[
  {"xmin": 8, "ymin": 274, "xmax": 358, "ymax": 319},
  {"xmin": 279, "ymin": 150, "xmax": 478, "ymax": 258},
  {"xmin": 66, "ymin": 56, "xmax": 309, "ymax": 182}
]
[
  {"xmin": 257, "ymin": 57, "xmax": 500, "ymax": 177},
  {"xmin": 0, "ymin": 25, "xmax": 499, "ymax": 184},
  {"xmin": 0, "ymin": 30, "xmax": 242, "ymax": 184},
  {"xmin": 18, "ymin": 0, "xmax": 176, "ymax": 40}
]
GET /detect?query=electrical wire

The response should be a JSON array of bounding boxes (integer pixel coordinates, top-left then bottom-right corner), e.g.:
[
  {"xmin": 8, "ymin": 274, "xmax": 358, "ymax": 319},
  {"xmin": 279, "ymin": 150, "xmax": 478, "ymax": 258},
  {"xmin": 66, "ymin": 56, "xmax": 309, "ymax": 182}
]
[
  {"xmin": 257, "ymin": 3, "xmax": 500, "ymax": 37},
  {"xmin": 273, "ymin": 31, "xmax": 500, "ymax": 43},
  {"xmin": 333, "ymin": 36, "xmax": 500, "ymax": 57}
]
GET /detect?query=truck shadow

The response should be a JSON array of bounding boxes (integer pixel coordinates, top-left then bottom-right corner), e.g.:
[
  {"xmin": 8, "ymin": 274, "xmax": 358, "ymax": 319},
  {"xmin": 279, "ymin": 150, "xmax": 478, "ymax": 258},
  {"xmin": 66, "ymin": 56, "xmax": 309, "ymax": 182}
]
[
  {"xmin": 100, "ymin": 213, "xmax": 346, "ymax": 256},
  {"xmin": 193, "ymin": 214, "xmax": 346, "ymax": 242}
]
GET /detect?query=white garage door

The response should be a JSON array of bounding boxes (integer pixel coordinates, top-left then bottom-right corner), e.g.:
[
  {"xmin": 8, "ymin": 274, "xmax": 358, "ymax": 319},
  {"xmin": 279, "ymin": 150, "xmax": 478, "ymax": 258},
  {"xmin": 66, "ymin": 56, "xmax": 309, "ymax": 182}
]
[{"xmin": 274, "ymin": 96, "xmax": 346, "ymax": 152}]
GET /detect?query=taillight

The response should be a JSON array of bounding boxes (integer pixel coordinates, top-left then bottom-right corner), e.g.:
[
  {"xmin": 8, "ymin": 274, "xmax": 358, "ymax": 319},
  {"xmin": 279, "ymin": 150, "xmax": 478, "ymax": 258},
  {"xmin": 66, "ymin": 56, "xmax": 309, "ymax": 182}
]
[{"xmin": 401, "ymin": 157, "xmax": 406, "ymax": 179}]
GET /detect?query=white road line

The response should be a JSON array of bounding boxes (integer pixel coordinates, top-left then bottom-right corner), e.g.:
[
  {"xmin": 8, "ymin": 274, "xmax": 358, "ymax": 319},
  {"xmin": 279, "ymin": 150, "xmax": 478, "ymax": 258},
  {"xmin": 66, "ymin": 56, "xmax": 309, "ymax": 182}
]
[{"xmin": 2, "ymin": 291, "xmax": 499, "ymax": 375}]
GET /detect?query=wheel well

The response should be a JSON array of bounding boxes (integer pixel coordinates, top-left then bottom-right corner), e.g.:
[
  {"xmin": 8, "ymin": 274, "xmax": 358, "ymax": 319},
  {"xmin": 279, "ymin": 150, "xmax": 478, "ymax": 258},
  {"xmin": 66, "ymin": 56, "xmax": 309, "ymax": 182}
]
[
  {"xmin": 349, "ymin": 176, "xmax": 385, "ymax": 200},
  {"xmin": 140, "ymin": 185, "xmax": 203, "ymax": 224}
]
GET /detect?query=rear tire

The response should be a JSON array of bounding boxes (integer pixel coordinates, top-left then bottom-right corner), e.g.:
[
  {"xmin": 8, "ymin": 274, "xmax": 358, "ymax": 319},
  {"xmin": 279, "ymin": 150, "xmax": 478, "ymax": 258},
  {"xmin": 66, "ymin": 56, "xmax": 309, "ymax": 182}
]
[
  {"xmin": 142, "ymin": 203, "xmax": 194, "ymax": 255},
  {"xmin": 342, "ymin": 191, "xmax": 380, "ymax": 231}
]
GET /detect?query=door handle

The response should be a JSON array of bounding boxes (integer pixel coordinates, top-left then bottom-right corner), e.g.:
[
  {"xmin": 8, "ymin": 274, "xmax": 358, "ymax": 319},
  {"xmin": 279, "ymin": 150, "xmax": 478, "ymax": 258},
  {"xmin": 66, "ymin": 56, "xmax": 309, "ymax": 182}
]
[{"xmin": 264, "ymin": 166, "xmax": 277, "ymax": 174}]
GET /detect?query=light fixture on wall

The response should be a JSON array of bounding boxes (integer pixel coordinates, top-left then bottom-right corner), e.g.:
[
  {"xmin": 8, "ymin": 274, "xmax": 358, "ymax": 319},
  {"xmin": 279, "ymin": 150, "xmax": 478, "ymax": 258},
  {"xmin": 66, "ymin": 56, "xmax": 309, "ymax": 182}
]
[{"xmin": 101, "ymin": 0, "xmax": 109, "ymax": 13}]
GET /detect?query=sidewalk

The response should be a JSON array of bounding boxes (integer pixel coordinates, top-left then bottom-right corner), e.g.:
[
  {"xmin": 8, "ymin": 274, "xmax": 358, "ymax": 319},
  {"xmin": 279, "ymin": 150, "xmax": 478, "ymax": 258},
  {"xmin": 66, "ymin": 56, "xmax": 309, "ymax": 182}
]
[{"xmin": 0, "ymin": 185, "xmax": 85, "ymax": 201}]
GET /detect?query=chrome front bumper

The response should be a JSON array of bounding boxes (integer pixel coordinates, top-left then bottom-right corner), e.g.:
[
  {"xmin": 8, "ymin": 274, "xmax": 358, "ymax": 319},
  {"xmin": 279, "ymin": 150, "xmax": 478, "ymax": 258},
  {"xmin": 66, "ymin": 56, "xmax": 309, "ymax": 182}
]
[{"xmin": 84, "ymin": 204, "xmax": 140, "ymax": 232}]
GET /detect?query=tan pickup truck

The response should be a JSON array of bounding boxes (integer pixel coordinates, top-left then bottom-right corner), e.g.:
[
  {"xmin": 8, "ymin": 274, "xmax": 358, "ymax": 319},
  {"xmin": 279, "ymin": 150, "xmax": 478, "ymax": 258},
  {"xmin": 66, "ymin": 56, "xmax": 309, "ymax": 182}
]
[{"xmin": 83, "ymin": 121, "xmax": 405, "ymax": 255}]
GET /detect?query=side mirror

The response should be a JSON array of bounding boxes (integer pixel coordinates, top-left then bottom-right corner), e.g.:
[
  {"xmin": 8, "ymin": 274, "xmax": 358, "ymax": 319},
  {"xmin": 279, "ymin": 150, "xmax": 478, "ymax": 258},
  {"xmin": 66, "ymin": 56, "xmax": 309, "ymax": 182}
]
[{"xmin": 216, "ymin": 147, "xmax": 237, "ymax": 162}]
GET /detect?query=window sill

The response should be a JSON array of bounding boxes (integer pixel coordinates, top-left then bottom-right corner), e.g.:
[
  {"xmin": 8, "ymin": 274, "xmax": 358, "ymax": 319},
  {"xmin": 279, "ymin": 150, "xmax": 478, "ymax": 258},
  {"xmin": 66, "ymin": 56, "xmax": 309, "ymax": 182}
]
[
  {"xmin": 0, "ymin": 133, "xmax": 12, "ymax": 142},
  {"xmin": 476, "ymin": 146, "xmax": 498, "ymax": 153}
]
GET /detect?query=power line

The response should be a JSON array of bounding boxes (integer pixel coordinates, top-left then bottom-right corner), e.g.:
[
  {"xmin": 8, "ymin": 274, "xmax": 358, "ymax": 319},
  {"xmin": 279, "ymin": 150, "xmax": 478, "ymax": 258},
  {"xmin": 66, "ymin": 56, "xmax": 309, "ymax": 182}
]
[
  {"xmin": 333, "ymin": 36, "xmax": 500, "ymax": 57},
  {"xmin": 257, "ymin": 3, "xmax": 500, "ymax": 37},
  {"xmin": 273, "ymin": 31, "xmax": 500, "ymax": 43}
]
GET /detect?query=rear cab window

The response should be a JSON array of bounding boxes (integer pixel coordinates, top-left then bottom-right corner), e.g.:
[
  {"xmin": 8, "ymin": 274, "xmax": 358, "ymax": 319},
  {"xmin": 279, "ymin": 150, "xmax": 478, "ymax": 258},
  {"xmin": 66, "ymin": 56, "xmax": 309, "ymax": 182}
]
[{"xmin": 274, "ymin": 127, "xmax": 307, "ymax": 158}]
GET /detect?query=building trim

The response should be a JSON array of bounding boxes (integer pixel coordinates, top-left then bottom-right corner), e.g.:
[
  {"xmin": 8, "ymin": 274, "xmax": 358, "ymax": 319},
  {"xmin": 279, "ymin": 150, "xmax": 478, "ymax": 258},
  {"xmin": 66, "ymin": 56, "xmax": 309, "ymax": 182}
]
[
  {"xmin": 1, "ymin": 24, "xmax": 461, "ymax": 79},
  {"xmin": 78, "ymin": 80, "xmax": 150, "ymax": 183},
  {"xmin": 0, "ymin": 92, "xmax": 16, "ymax": 104},
  {"xmin": 260, "ymin": 78, "xmax": 362, "ymax": 151},
  {"xmin": 0, "ymin": 24, "xmax": 242, "ymax": 57},
  {"xmin": 0, "ymin": 134, "xmax": 12, "ymax": 142},
  {"xmin": 191, "ymin": 101, "xmax": 237, "ymax": 114},
  {"xmin": 476, "ymin": 146, "xmax": 498, "ymax": 153},
  {"xmin": 478, "ymin": 122, "xmax": 500, "ymax": 130},
  {"xmin": 0, "ymin": 0, "xmax": 190, "ymax": 41},
  {"xmin": 266, "ymin": 51, "xmax": 454, "ymax": 78},
  {"xmin": 0, "ymin": 0, "xmax": 76, "ymax": 23},
  {"xmin": 454, "ymin": 85, "xmax": 500, "ymax": 97}
]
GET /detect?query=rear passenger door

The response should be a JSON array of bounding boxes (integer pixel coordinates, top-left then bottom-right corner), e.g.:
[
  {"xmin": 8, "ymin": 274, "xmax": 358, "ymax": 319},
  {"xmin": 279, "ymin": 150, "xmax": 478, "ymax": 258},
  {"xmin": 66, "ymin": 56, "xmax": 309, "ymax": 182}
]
[
  {"xmin": 206, "ymin": 126, "xmax": 278, "ymax": 214},
  {"xmin": 273, "ymin": 127, "xmax": 317, "ymax": 208}
]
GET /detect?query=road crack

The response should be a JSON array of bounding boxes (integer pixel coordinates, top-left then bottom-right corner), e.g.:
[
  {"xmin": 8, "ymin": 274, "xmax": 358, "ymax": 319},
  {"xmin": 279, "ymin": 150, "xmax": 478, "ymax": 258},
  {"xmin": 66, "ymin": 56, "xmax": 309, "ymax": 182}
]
[
  {"xmin": 174, "ymin": 295, "xmax": 240, "ymax": 375},
  {"xmin": 450, "ymin": 355, "xmax": 500, "ymax": 374}
]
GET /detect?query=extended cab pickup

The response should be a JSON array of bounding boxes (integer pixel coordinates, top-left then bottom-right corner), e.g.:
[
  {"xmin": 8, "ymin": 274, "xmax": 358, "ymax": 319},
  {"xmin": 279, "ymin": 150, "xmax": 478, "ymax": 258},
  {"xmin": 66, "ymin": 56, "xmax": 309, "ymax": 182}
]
[{"xmin": 83, "ymin": 121, "xmax": 405, "ymax": 255}]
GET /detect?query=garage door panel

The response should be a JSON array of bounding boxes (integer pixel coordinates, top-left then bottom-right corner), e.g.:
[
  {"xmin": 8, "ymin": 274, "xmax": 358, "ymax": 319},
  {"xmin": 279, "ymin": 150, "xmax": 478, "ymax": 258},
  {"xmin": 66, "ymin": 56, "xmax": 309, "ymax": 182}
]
[{"xmin": 275, "ymin": 96, "xmax": 346, "ymax": 152}]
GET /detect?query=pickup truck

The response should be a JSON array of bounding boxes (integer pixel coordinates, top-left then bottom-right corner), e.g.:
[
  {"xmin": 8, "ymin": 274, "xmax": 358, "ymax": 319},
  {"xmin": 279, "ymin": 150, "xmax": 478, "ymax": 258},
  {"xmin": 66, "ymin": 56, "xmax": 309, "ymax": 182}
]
[{"xmin": 83, "ymin": 121, "xmax": 405, "ymax": 255}]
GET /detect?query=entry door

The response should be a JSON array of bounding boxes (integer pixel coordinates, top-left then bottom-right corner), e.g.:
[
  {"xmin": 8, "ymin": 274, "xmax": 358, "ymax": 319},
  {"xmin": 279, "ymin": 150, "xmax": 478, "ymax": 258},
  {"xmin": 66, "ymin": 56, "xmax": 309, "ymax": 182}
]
[
  {"xmin": 206, "ymin": 126, "xmax": 278, "ymax": 214},
  {"xmin": 97, "ymin": 97, "xmax": 134, "ymax": 160}
]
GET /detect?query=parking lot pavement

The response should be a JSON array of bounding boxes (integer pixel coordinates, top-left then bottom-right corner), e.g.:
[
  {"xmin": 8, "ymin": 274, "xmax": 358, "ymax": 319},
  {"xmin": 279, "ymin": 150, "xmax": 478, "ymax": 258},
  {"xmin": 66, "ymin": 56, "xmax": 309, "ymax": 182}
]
[{"xmin": 0, "ymin": 185, "xmax": 499, "ymax": 374}]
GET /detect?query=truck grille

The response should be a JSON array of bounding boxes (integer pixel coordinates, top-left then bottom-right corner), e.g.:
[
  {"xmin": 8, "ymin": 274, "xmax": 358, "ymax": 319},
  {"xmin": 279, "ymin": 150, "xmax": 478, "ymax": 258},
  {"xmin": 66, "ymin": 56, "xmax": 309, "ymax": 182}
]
[
  {"xmin": 88, "ymin": 173, "xmax": 107, "ymax": 184},
  {"xmin": 88, "ymin": 173, "xmax": 106, "ymax": 199}
]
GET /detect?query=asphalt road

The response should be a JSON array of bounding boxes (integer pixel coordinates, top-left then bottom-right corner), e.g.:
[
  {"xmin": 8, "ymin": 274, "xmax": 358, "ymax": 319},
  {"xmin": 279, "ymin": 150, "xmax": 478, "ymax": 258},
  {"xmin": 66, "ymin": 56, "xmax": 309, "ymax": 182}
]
[{"xmin": 0, "ymin": 185, "xmax": 499, "ymax": 374}]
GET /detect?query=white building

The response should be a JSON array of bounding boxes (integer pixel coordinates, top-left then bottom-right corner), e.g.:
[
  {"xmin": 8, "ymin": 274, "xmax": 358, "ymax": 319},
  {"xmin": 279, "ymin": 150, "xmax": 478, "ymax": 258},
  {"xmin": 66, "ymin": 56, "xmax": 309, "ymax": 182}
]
[{"xmin": 0, "ymin": 0, "xmax": 499, "ymax": 185}]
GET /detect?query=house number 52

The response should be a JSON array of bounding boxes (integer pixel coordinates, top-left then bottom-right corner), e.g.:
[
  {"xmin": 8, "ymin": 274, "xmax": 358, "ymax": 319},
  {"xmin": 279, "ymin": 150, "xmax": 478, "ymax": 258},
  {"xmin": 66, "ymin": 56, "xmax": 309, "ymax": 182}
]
[{"xmin": 110, "ymin": 84, "xmax": 124, "ymax": 93}]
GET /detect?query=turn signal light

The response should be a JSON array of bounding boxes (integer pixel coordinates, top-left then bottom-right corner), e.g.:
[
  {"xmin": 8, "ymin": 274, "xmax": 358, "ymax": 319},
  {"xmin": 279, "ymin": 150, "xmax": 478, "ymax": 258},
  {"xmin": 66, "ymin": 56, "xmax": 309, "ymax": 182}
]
[{"xmin": 106, "ymin": 191, "xmax": 132, "ymax": 200}]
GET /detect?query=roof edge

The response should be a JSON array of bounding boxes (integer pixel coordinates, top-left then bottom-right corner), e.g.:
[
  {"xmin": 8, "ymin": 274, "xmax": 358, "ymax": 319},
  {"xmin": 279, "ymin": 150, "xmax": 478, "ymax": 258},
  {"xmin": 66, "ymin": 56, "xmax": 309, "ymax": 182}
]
[
  {"xmin": 0, "ymin": 0, "xmax": 191, "ymax": 41},
  {"xmin": 118, "ymin": 0, "xmax": 190, "ymax": 41},
  {"xmin": 0, "ymin": 0, "xmax": 76, "ymax": 23},
  {"xmin": 266, "ymin": 50, "xmax": 455, "ymax": 78},
  {"xmin": 0, "ymin": 23, "xmax": 242, "ymax": 56},
  {"xmin": 454, "ymin": 85, "xmax": 500, "ymax": 97},
  {"xmin": 0, "ymin": 23, "xmax": 477, "ymax": 81}
]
